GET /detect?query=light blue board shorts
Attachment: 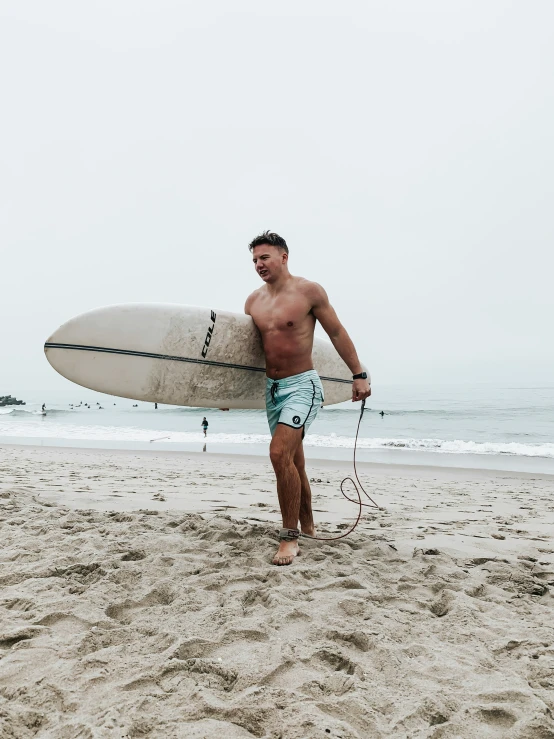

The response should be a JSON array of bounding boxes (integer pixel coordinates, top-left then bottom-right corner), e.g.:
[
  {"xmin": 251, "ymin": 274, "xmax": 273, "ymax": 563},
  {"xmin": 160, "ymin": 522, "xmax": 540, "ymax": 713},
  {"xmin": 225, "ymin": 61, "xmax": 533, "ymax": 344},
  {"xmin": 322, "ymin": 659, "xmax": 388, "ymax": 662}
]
[{"xmin": 266, "ymin": 369, "xmax": 324, "ymax": 438}]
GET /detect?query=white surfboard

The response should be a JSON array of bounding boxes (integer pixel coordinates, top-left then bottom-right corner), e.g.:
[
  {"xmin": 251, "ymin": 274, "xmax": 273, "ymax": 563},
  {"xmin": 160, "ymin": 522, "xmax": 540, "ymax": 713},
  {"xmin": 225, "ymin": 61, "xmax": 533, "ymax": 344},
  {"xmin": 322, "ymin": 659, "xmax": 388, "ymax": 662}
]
[{"xmin": 44, "ymin": 303, "xmax": 366, "ymax": 409}]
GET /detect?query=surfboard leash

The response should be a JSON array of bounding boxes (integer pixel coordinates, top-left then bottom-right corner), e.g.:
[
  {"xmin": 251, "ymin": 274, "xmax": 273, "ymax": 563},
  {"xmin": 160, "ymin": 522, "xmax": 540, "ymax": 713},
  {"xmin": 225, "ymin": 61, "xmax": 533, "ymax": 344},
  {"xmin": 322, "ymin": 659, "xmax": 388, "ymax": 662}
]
[{"xmin": 300, "ymin": 399, "xmax": 381, "ymax": 542}]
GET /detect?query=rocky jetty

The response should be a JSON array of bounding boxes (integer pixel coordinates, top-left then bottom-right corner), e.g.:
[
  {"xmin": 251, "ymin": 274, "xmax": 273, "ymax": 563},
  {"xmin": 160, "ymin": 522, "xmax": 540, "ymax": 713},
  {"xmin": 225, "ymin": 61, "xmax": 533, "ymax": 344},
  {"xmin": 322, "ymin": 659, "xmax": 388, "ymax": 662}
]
[{"xmin": 0, "ymin": 395, "xmax": 26, "ymax": 407}]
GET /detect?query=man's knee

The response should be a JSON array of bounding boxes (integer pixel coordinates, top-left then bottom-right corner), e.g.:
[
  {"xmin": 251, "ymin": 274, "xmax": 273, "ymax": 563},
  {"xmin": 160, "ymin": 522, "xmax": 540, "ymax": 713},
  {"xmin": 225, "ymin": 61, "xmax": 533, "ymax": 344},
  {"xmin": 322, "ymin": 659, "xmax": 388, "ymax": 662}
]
[
  {"xmin": 293, "ymin": 445, "xmax": 306, "ymax": 474},
  {"xmin": 270, "ymin": 441, "xmax": 295, "ymax": 469},
  {"xmin": 294, "ymin": 456, "xmax": 305, "ymax": 475},
  {"xmin": 270, "ymin": 444, "xmax": 287, "ymax": 468}
]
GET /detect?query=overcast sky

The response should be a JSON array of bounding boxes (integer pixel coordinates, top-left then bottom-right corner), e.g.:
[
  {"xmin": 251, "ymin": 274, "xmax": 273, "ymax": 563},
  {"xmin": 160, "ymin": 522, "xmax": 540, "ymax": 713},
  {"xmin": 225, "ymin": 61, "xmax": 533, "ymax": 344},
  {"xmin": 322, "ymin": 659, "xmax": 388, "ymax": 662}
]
[{"xmin": 1, "ymin": 0, "xmax": 553, "ymax": 401}]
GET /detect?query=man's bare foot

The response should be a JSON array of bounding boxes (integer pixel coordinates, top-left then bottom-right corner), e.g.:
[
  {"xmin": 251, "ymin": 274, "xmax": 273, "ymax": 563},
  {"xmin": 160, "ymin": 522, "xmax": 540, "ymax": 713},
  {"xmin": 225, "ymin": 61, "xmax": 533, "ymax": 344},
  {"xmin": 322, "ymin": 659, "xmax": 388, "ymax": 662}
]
[
  {"xmin": 272, "ymin": 539, "xmax": 299, "ymax": 566},
  {"xmin": 300, "ymin": 522, "xmax": 315, "ymax": 537}
]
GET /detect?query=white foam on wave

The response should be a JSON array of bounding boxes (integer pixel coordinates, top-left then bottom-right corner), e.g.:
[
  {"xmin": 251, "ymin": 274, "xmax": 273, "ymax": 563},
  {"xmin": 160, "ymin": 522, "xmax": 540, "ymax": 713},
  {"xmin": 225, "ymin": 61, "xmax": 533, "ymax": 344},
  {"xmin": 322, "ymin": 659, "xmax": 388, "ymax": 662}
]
[
  {"xmin": 1, "ymin": 419, "xmax": 554, "ymax": 458},
  {"xmin": 0, "ymin": 421, "xmax": 270, "ymax": 445},
  {"xmin": 305, "ymin": 435, "xmax": 554, "ymax": 458}
]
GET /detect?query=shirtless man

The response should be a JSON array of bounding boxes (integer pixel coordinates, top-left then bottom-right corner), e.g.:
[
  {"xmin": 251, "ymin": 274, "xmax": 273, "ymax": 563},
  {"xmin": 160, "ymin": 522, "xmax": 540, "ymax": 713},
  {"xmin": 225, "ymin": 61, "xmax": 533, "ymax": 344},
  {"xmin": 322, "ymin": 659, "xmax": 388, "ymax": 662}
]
[{"xmin": 245, "ymin": 231, "xmax": 371, "ymax": 565}]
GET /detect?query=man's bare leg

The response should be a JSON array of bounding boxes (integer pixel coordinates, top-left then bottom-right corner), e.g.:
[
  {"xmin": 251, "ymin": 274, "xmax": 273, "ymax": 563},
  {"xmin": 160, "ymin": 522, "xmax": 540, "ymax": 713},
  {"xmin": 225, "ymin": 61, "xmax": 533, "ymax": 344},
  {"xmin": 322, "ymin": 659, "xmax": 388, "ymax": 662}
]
[
  {"xmin": 294, "ymin": 443, "xmax": 315, "ymax": 536},
  {"xmin": 269, "ymin": 424, "xmax": 304, "ymax": 565}
]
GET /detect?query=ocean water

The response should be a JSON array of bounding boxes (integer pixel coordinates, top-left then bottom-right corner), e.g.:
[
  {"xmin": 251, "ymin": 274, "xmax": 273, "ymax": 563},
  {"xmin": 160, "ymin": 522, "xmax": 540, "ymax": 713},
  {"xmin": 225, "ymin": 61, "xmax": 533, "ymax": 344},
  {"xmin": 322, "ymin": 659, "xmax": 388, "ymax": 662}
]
[{"xmin": 1, "ymin": 384, "xmax": 553, "ymax": 473}]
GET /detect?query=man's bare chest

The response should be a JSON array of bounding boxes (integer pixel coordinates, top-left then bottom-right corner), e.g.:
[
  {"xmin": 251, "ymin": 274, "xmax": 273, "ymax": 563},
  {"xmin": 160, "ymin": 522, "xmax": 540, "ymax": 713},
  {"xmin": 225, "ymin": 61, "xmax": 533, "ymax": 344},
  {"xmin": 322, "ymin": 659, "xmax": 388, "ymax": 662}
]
[{"xmin": 251, "ymin": 295, "xmax": 314, "ymax": 334}]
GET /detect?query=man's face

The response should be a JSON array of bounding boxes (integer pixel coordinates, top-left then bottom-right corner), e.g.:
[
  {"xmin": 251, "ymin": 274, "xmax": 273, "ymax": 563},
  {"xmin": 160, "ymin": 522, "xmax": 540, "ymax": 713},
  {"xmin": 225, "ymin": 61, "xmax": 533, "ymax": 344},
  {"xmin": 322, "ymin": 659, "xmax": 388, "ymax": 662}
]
[{"xmin": 252, "ymin": 244, "xmax": 287, "ymax": 283}]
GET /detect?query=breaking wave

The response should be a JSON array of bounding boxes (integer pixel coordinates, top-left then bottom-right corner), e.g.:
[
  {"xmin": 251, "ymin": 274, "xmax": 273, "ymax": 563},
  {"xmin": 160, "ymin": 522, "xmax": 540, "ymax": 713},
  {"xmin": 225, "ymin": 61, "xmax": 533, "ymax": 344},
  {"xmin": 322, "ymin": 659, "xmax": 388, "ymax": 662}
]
[
  {"xmin": 0, "ymin": 408, "xmax": 71, "ymax": 417},
  {"xmin": 1, "ymin": 420, "xmax": 553, "ymax": 459},
  {"xmin": 305, "ymin": 435, "xmax": 554, "ymax": 458}
]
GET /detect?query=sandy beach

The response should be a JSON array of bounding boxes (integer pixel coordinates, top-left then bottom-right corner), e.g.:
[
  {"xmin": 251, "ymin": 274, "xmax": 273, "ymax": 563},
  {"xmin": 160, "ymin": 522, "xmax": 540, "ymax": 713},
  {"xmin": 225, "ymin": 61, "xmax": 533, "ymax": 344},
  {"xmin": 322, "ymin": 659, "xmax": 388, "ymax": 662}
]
[{"xmin": 1, "ymin": 444, "xmax": 554, "ymax": 738}]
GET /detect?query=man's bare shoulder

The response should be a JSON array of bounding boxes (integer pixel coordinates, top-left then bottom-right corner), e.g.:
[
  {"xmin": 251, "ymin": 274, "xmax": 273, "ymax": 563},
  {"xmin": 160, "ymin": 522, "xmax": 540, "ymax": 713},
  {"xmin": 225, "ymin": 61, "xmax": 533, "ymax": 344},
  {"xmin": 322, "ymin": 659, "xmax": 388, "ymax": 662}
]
[
  {"xmin": 292, "ymin": 277, "xmax": 328, "ymax": 305},
  {"xmin": 244, "ymin": 285, "xmax": 266, "ymax": 314}
]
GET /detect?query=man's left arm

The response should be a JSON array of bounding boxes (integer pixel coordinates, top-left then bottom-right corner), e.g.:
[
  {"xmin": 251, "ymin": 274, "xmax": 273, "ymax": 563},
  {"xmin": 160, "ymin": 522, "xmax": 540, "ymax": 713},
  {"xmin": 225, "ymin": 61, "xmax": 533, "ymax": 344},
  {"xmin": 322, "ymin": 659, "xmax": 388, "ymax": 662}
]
[{"xmin": 310, "ymin": 283, "xmax": 371, "ymax": 402}]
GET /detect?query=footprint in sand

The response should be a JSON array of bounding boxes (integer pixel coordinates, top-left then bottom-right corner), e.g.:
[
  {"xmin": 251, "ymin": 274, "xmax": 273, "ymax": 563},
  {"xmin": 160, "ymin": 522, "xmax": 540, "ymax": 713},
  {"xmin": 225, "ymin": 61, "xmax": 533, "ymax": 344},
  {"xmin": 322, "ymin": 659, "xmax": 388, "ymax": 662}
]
[{"xmin": 105, "ymin": 586, "xmax": 176, "ymax": 623}]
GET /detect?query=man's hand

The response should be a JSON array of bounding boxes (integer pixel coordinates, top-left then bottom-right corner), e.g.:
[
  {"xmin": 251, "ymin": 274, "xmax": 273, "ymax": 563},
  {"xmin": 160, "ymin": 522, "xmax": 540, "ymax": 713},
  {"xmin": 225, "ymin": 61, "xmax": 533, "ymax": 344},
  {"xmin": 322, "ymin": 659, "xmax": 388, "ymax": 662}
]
[{"xmin": 352, "ymin": 378, "xmax": 371, "ymax": 402}]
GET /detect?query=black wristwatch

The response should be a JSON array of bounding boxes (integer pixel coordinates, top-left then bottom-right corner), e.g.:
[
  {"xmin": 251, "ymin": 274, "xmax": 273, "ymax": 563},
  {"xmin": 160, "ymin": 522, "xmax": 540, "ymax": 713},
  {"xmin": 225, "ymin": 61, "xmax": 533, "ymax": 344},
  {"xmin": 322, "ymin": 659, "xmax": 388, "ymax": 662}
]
[{"xmin": 352, "ymin": 372, "xmax": 368, "ymax": 380}]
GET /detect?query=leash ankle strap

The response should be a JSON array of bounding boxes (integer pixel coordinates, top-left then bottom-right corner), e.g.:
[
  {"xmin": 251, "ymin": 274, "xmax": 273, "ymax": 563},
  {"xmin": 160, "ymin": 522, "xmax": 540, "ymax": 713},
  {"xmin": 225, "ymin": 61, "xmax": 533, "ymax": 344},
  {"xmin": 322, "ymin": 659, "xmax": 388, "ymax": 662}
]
[{"xmin": 279, "ymin": 528, "xmax": 300, "ymax": 541}]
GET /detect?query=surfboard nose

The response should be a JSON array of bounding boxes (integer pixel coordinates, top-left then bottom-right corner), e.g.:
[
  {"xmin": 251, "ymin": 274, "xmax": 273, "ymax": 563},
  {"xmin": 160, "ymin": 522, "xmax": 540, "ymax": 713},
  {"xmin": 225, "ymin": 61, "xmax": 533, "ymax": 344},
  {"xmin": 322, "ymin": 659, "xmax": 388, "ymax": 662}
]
[{"xmin": 44, "ymin": 331, "xmax": 59, "ymax": 354}]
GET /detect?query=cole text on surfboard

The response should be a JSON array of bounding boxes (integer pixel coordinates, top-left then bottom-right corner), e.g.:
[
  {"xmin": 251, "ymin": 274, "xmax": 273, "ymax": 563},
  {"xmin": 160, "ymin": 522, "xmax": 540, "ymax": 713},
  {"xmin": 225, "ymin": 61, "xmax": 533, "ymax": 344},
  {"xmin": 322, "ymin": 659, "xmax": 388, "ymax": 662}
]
[{"xmin": 201, "ymin": 311, "xmax": 217, "ymax": 357}]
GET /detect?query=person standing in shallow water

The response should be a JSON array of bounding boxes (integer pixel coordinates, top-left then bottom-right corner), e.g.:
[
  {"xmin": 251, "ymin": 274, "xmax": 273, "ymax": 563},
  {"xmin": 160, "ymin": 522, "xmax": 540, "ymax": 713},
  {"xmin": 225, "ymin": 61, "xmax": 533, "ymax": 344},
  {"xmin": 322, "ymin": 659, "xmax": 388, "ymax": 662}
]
[
  {"xmin": 201, "ymin": 417, "xmax": 208, "ymax": 437},
  {"xmin": 245, "ymin": 231, "xmax": 371, "ymax": 566}
]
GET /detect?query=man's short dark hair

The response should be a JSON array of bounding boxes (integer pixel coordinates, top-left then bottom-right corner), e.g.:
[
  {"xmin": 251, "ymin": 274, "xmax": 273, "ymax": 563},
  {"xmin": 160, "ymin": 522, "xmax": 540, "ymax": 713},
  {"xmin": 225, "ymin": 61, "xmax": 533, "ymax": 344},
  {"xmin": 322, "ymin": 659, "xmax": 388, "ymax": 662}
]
[{"xmin": 248, "ymin": 230, "xmax": 289, "ymax": 254}]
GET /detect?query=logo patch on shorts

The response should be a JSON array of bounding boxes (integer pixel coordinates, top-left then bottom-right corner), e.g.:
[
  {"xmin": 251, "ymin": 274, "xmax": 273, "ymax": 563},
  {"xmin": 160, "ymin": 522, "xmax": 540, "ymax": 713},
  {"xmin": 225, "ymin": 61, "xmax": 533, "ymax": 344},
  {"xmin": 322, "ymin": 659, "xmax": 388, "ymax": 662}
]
[{"xmin": 292, "ymin": 415, "xmax": 301, "ymax": 425}]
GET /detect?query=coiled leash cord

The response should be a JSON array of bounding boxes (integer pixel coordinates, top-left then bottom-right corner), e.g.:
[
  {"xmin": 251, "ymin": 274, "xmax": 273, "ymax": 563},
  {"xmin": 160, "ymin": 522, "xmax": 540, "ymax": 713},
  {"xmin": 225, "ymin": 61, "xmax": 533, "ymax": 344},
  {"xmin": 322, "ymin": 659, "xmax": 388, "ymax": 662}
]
[{"xmin": 298, "ymin": 399, "xmax": 381, "ymax": 542}]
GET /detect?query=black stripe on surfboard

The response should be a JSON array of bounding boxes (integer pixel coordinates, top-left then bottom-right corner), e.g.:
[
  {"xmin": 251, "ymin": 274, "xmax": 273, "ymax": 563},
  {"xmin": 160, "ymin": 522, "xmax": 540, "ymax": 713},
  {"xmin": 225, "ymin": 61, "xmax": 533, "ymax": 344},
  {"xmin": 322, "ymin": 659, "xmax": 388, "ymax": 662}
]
[{"xmin": 44, "ymin": 342, "xmax": 353, "ymax": 385}]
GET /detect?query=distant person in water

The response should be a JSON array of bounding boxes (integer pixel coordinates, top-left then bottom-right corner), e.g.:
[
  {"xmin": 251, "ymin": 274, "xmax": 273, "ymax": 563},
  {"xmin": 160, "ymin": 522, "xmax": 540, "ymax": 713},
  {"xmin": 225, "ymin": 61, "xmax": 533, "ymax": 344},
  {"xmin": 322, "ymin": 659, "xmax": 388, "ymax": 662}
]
[
  {"xmin": 155, "ymin": 402, "xmax": 158, "ymax": 409},
  {"xmin": 201, "ymin": 417, "xmax": 208, "ymax": 437},
  {"xmin": 379, "ymin": 411, "xmax": 385, "ymax": 417},
  {"xmin": 42, "ymin": 404, "xmax": 46, "ymax": 413}
]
